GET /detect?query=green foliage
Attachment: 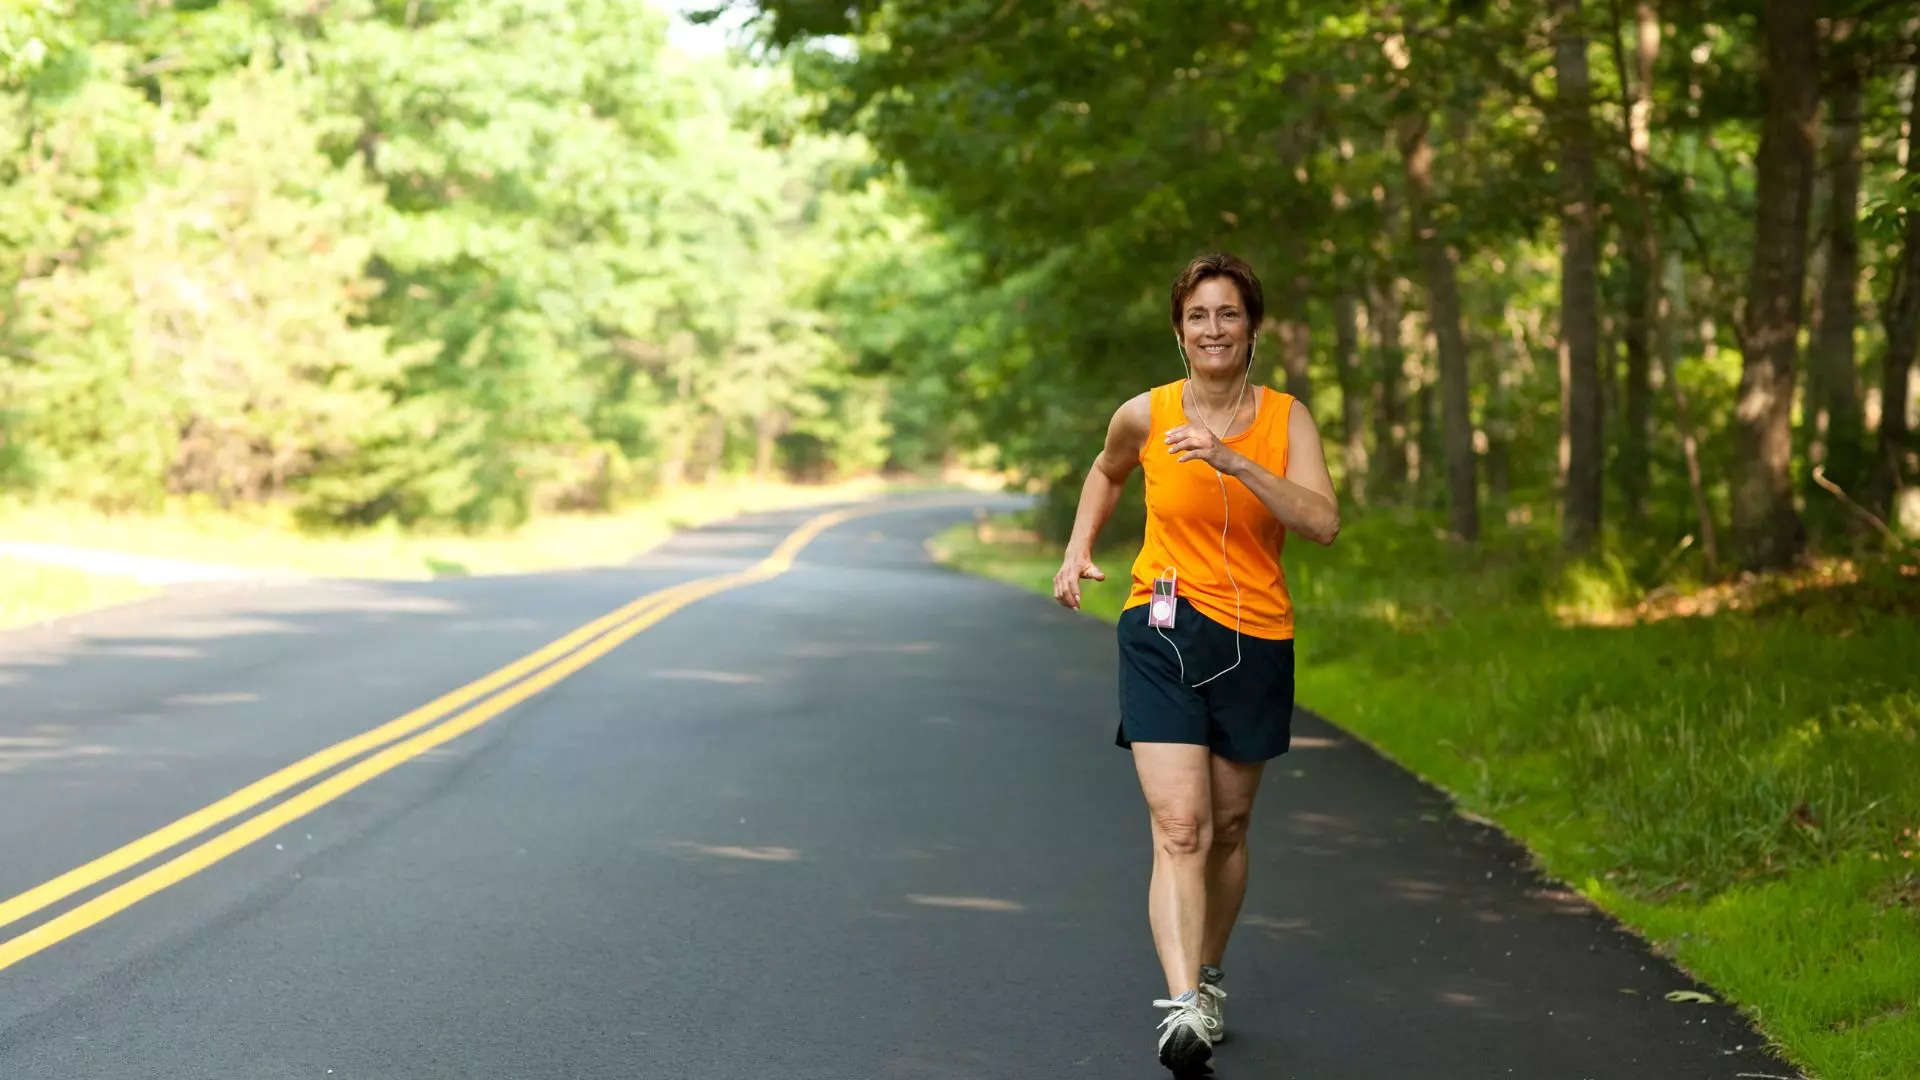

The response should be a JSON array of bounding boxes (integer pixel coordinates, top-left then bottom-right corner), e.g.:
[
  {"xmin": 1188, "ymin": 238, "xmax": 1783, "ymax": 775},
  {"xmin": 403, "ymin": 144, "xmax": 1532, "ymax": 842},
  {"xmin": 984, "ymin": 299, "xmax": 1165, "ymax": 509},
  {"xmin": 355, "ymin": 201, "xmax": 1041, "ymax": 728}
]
[
  {"xmin": 747, "ymin": 0, "xmax": 1920, "ymax": 555},
  {"xmin": 0, "ymin": 0, "xmax": 922, "ymax": 527},
  {"xmin": 6, "ymin": 60, "xmax": 406, "ymax": 508}
]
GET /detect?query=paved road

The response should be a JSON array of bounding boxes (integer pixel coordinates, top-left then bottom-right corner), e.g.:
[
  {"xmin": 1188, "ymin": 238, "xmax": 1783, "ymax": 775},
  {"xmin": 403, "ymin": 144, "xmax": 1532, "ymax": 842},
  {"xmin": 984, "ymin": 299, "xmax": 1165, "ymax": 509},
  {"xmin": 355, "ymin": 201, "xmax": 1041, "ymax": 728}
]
[{"xmin": 0, "ymin": 497, "xmax": 1797, "ymax": 1079}]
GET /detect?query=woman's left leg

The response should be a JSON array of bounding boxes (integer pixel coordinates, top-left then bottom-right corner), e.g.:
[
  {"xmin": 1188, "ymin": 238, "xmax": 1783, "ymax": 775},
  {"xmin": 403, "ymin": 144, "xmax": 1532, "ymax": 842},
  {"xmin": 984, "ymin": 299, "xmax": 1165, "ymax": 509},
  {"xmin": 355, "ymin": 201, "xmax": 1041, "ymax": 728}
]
[{"xmin": 1201, "ymin": 753, "xmax": 1267, "ymax": 966}]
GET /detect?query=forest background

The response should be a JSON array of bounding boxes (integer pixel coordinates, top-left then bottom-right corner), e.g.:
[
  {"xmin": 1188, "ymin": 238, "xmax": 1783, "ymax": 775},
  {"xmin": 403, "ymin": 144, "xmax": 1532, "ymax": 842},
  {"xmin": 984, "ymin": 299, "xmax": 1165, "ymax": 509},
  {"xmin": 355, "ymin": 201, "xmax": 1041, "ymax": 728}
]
[
  {"xmin": 1, "ymin": 0, "xmax": 1917, "ymax": 1076},
  {"xmin": 3, "ymin": 0, "xmax": 1916, "ymax": 554}
]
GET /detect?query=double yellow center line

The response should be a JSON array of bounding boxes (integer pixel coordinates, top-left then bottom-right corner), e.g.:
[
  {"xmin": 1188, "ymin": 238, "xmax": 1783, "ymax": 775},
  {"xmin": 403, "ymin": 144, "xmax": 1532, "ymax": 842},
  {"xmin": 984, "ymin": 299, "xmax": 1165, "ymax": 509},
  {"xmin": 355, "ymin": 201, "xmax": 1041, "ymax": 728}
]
[{"xmin": 0, "ymin": 504, "xmax": 863, "ymax": 973}]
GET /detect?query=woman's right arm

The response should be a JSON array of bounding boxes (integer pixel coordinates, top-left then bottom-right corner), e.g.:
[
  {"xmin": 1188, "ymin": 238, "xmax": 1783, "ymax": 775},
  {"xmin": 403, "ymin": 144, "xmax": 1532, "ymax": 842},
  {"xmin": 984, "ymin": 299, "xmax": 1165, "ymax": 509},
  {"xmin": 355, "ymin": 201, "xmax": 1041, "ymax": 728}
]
[{"xmin": 1053, "ymin": 393, "xmax": 1151, "ymax": 609}]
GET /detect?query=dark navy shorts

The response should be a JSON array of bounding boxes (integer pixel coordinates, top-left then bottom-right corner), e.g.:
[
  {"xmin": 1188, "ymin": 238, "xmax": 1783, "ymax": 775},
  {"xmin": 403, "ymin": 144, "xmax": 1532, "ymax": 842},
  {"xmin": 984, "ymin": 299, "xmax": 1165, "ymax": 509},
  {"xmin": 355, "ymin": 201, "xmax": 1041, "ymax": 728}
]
[{"xmin": 1115, "ymin": 599, "xmax": 1295, "ymax": 762}]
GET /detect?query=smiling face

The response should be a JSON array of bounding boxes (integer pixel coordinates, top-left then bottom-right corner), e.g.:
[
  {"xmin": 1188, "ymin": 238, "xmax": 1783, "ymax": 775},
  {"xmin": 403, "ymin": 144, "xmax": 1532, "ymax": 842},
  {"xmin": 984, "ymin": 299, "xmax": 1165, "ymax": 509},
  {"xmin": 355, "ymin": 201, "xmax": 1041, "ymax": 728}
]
[{"xmin": 1178, "ymin": 276, "xmax": 1253, "ymax": 377}]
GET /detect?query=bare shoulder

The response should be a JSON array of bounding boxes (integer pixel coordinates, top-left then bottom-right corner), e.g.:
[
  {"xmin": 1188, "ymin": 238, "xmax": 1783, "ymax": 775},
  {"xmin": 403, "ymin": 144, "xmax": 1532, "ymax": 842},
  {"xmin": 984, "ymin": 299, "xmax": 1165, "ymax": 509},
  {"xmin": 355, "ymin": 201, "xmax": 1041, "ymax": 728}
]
[
  {"xmin": 1111, "ymin": 391, "xmax": 1152, "ymax": 438},
  {"xmin": 1282, "ymin": 394, "xmax": 1335, "ymax": 495},
  {"xmin": 1285, "ymin": 394, "xmax": 1323, "ymax": 437},
  {"xmin": 1094, "ymin": 392, "xmax": 1152, "ymax": 477}
]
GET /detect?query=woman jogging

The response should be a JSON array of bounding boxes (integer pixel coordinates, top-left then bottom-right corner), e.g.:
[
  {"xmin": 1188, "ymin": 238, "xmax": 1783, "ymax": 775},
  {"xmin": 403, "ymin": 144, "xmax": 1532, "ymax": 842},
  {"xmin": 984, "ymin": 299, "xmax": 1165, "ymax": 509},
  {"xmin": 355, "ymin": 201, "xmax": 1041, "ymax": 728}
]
[{"xmin": 1051, "ymin": 252, "xmax": 1340, "ymax": 1076}]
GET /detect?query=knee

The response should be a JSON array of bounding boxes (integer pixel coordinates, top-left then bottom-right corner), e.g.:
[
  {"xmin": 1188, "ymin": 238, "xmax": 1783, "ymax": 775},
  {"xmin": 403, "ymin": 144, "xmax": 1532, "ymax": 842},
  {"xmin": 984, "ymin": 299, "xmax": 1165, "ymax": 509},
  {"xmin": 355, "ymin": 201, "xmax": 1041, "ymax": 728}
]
[
  {"xmin": 1152, "ymin": 811, "xmax": 1212, "ymax": 857},
  {"xmin": 1213, "ymin": 810, "xmax": 1252, "ymax": 853}
]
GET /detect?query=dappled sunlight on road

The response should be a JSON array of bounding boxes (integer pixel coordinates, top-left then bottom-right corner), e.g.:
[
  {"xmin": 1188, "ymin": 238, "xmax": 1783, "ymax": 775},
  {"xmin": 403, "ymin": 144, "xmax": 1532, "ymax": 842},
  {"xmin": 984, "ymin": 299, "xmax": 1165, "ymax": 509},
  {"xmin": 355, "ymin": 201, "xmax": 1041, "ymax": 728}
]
[
  {"xmin": 905, "ymin": 894, "xmax": 1025, "ymax": 913},
  {"xmin": 437, "ymin": 616, "xmax": 545, "ymax": 633},
  {"xmin": 1386, "ymin": 876, "xmax": 1453, "ymax": 904},
  {"xmin": 785, "ymin": 640, "xmax": 939, "ymax": 660},
  {"xmin": 648, "ymin": 669, "xmax": 765, "ymax": 684},
  {"xmin": 0, "ymin": 733, "xmax": 116, "ymax": 774},
  {"xmin": 1287, "ymin": 734, "xmax": 1344, "ymax": 749},
  {"xmin": 97, "ymin": 615, "xmax": 307, "ymax": 640},
  {"xmin": 159, "ymin": 692, "xmax": 259, "ymax": 707},
  {"xmin": 0, "ymin": 580, "xmax": 477, "ymax": 701},
  {"xmin": 92, "ymin": 644, "xmax": 206, "ymax": 661},
  {"xmin": 1286, "ymin": 808, "xmax": 1389, "ymax": 851},
  {"xmin": 671, "ymin": 842, "xmax": 802, "ymax": 863},
  {"xmin": 1241, "ymin": 913, "xmax": 1319, "ymax": 938}
]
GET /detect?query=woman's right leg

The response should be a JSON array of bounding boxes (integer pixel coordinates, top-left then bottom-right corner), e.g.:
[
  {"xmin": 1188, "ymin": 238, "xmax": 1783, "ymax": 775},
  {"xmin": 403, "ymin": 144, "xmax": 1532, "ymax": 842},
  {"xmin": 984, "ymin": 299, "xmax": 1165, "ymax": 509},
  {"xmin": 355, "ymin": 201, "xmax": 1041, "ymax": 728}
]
[{"xmin": 1132, "ymin": 741, "xmax": 1215, "ymax": 998}]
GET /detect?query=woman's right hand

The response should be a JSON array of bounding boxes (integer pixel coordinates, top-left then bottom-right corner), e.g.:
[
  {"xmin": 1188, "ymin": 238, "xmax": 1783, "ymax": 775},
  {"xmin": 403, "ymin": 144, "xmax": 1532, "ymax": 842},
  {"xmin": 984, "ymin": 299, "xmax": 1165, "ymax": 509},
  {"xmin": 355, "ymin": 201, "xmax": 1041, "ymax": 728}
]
[{"xmin": 1052, "ymin": 552, "xmax": 1105, "ymax": 610}]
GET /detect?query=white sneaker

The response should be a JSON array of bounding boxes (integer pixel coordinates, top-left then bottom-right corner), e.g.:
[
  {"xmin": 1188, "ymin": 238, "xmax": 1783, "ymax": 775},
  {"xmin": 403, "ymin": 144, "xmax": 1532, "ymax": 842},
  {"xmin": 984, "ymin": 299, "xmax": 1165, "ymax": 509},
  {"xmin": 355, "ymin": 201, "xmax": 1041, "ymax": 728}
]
[
  {"xmin": 1153, "ymin": 991, "xmax": 1214, "ymax": 1074},
  {"xmin": 1197, "ymin": 980, "xmax": 1227, "ymax": 1044}
]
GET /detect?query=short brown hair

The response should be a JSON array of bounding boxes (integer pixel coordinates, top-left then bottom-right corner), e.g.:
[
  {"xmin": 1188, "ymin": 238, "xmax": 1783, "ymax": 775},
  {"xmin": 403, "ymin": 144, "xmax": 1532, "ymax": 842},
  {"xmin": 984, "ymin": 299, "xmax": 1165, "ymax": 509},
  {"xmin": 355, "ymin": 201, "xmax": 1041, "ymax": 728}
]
[{"xmin": 1170, "ymin": 253, "xmax": 1264, "ymax": 331}]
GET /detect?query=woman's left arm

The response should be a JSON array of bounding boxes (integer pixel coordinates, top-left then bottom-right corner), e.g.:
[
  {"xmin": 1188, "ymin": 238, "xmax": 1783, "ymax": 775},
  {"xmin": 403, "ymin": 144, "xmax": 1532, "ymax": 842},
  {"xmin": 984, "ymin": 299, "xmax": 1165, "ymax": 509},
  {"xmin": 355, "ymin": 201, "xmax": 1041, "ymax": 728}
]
[{"xmin": 1164, "ymin": 400, "xmax": 1341, "ymax": 545}]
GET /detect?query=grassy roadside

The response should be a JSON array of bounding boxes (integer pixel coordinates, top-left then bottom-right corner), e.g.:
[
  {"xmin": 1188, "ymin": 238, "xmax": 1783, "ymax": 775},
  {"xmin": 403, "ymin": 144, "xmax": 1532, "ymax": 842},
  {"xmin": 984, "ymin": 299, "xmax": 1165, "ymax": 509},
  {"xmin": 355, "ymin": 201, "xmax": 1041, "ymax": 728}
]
[
  {"xmin": 0, "ymin": 476, "xmax": 966, "ymax": 630},
  {"xmin": 930, "ymin": 512, "xmax": 1920, "ymax": 1080},
  {"xmin": 0, "ymin": 559, "xmax": 158, "ymax": 630}
]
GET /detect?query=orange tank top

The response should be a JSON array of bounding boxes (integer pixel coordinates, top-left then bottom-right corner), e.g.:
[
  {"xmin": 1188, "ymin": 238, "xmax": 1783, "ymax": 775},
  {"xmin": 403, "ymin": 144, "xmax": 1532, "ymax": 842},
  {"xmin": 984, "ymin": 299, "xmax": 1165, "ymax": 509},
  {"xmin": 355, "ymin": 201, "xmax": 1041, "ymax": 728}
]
[{"xmin": 1125, "ymin": 380, "xmax": 1295, "ymax": 640}]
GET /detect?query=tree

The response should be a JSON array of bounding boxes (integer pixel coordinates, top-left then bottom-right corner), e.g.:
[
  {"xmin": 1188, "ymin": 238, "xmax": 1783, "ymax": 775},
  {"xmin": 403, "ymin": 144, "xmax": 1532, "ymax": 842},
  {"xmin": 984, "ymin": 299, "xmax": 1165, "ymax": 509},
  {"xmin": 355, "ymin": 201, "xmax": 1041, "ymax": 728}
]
[
  {"xmin": 1370, "ymin": 210, "xmax": 1411, "ymax": 500},
  {"xmin": 1611, "ymin": 0, "xmax": 1660, "ymax": 524},
  {"xmin": 0, "ymin": 0, "xmax": 907, "ymax": 522},
  {"xmin": 9, "ymin": 63, "xmax": 408, "ymax": 509},
  {"xmin": 1333, "ymin": 291, "xmax": 1370, "ymax": 504},
  {"xmin": 1807, "ymin": 19, "xmax": 1867, "ymax": 505},
  {"xmin": 1273, "ymin": 273, "xmax": 1315, "ymax": 412},
  {"xmin": 1731, "ymin": 0, "xmax": 1816, "ymax": 569},
  {"xmin": 1872, "ymin": 49, "xmax": 1920, "ymax": 526},
  {"xmin": 1387, "ymin": 23, "xmax": 1481, "ymax": 542},
  {"xmin": 1556, "ymin": 0, "xmax": 1603, "ymax": 552}
]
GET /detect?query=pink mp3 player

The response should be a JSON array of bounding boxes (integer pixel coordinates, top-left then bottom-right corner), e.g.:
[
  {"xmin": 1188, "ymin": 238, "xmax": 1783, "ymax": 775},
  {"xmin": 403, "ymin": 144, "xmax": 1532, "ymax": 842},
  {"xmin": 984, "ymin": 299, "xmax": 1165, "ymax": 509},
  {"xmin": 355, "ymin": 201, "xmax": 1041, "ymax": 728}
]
[{"xmin": 1148, "ymin": 571, "xmax": 1177, "ymax": 629}]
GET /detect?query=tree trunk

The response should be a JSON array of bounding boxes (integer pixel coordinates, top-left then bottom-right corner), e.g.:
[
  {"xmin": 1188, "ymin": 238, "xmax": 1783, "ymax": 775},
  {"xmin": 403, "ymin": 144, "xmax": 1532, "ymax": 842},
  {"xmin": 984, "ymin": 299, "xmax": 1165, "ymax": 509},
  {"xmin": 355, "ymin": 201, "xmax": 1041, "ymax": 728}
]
[
  {"xmin": 1370, "ymin": 274, "xmax": 1408, "ymax": 499},
  {"xmin": 1556, "ymin": 0, "xmax": 1603, "ymax": 553},
  {"xmin": 1485, "ymin": 365, "xmax": 1513, "ymax": 507},
  {"xmin": 1663, "ymin": 250, "xmax": 1720, "ymax": 572},
  {"xmin": 1415, "ymin": 364, "xmax": 1441, "ymax": 503},
  {"xmin": 1732, "ymin": 0, "xmax": 1816, "ymax": 569},
  {"xmin": 754, "ymin": 410, "xmax": 786, "ymax": 479},
  {"xmin": 1874, "ymin": 60, "xmax": 1920, "ymax": 524},
  {"xmin": 1399, "ymin": 117, "xmax": 1479, "ymax": 541},
  {"xmin": 658, "ymin": 366, "xmax": 698, "ymax": 489},
  {"xmin": 1369, "ymin": 158, "xmax": 1410, "ymax": 502},
  {"xmin": 1333, "ymin": 292, "xmax": 1369, "ymax": 505},
  {"xmin": 687, "ymin": 413, "xmax": 727, "ymax": 485},
  {"xmin": 1612, "ymin": 0, "xmax": 1659, "ymax": 524},
  {"xmin": 1810, "ymin": 22, "xmax": 1866, "ymax": 502},
  {"xmin": 1274, "ymin": 274, "xmax": 1314, "ymax": 411}
]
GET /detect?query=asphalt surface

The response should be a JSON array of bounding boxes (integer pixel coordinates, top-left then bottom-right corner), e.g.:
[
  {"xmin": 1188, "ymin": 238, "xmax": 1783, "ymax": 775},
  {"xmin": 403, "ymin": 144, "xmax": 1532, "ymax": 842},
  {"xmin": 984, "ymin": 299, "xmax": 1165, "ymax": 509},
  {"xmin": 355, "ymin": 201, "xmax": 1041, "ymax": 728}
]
[{"xmin": 0, "ymin": 496, "xmax": 1799, "ymax": 1079}]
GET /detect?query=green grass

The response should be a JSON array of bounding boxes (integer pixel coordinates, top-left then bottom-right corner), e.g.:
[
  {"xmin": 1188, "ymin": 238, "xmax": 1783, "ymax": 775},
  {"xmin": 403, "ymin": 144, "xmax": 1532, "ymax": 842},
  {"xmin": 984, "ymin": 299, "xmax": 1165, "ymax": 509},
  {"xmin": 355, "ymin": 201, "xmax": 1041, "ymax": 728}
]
[
  {"xmin": 930, "ymin": 512, "xmax": 1920, "ymax": 1080},
  {"xmin": 0, "ymin": 476, "xmax": 919, "ymax": 582},
  {"xmin": 0, "ymin": 558, "xmax": 157, "ymax": 629}
]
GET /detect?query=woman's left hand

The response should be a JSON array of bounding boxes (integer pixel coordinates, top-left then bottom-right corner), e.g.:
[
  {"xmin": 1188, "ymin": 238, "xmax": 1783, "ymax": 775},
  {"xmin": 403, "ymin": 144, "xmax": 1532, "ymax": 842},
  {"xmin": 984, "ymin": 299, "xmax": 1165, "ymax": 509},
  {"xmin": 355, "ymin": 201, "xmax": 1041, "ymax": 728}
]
[{"xmin": 1165, "ymin": 424, "xmax": 1244, "ymax": 474}]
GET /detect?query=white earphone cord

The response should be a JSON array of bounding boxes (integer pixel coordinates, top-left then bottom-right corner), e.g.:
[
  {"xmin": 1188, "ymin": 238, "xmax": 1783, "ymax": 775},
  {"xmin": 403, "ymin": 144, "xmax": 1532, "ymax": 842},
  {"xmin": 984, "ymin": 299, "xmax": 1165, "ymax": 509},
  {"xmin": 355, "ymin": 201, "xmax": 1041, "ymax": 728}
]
[{"xmin": 1154, "ymin": 339, "xmax": 1249, "ymax": 687}]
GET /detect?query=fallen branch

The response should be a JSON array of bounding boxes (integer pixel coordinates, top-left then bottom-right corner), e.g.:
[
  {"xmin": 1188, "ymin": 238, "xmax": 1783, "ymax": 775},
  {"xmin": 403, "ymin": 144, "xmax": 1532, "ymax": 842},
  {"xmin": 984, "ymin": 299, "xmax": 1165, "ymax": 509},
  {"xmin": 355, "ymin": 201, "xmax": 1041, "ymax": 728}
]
[
  {"xmin": 1651, "ymin": 532, "xmax": 1695, "ymax": 583},
  {"xmin": 1811, "ymin": 465, "xmax": 1912, "ymax": 550}
]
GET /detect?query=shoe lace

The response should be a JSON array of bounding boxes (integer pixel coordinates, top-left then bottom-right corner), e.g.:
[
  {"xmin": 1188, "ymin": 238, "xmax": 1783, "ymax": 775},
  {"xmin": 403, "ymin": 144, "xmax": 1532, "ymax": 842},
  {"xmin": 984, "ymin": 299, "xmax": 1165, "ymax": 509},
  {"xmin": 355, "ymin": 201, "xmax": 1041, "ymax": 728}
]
[{"xmin": 1154, "ymin": 995, "xmax": 1220, "ymax": 1037}]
